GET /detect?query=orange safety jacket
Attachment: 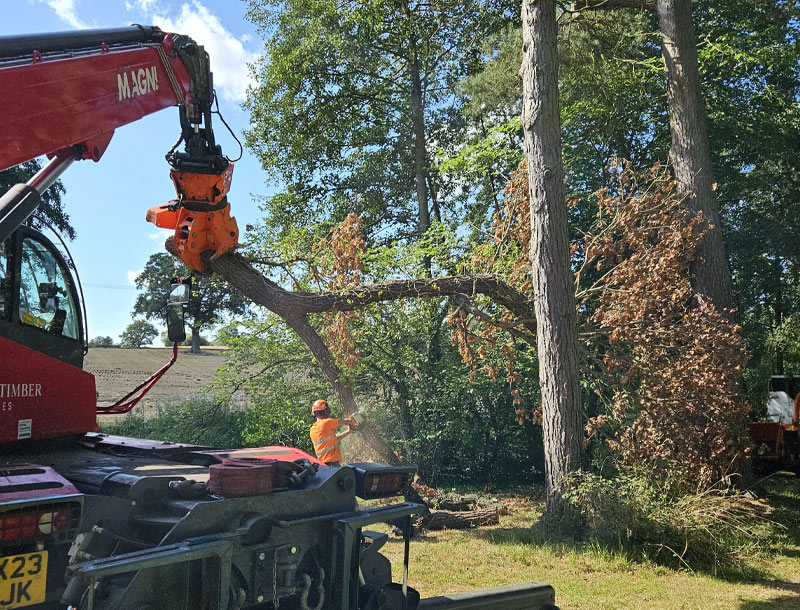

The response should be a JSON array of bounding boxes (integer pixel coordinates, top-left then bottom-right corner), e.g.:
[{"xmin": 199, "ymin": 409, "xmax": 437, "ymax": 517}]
[{"xmin": 310, "ymin": 418, "xmax": 343, "ymax": 463}]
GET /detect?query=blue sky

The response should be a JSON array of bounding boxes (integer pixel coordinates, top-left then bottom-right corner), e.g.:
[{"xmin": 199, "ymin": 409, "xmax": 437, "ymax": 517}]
[{"xmin": 2, "ymin": 0, "xmax": 268, "ymax": 342}]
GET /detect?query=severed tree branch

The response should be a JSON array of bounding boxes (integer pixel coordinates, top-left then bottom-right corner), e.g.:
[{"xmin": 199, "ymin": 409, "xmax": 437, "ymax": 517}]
[
  {"xmin": 195, "ymin": 249, "xmax": 402, "ymax": 464},
  {"xmin": 207, "ymin": 251, "xmax": 534, "ymax": 325},
  {"xmin": 191, "ymin": 249, "xmax": 534, "ymax": 465}
]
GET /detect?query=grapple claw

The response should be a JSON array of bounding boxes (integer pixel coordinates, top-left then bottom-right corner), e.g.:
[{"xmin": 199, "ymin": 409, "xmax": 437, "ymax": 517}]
[{"xmin": 146, "ymin": 164, "xmax": 238, "ymax": 272}]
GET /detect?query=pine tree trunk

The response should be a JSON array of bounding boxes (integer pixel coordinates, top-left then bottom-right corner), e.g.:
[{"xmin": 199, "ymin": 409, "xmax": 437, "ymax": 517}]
[
  {"xmin": 656, "ymin": 0, "xmax": 733, "ymax": 311},
  {"xmin": 410, "ymin": 53, "xmax": 430, "ymax": 238},
  {"xmin": 656, "ymin": 0, "xmax": 749, "ymax": 485},
  {"xmin": 406, "ymin": 11, "xmax": 430, "ymax": 241},
  {"xmin": 407, "ymin": 15, "xmax": 431, "ymax": 275},
  {"xmin": 520, "ymin": 0, "xmax": 584, "ymax": 510},
  {"xmin": 773, "ymin": 259, "xmax": 784, "ymax": 375}
]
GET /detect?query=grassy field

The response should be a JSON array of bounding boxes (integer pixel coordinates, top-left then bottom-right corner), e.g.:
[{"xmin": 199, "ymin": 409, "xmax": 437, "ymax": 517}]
[
  {"xmin": 85, "ymin": 347, "xmax": 230, "ymax": 423},
  {"xmin": 378, "ymin": 477, "xmax": 800, "ymax": 609}
]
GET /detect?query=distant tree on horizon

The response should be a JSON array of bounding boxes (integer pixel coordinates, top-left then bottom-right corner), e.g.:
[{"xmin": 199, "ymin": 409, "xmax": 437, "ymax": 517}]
[
  {"xmin": 160, "ymin": 330, "xmax": 210, "ymax": 348},
  {"xmin": 120, "ymin": 319, "xmax": 158, "ymax": 348},
  {"xmin": 89, "ymin": 335, "xmax": 116, "ymax": 348},
  {"xmin": 132, "ymin": 253, "xmax": 249, "ymax": 354}
]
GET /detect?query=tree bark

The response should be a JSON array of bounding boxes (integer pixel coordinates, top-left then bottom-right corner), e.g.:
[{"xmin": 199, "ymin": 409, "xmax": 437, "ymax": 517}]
[
  {"xmin": 406, "ymin": 7, "xmax": 432, "ymax": 275},
  {"xmin": 406, "ymin": 7, "xmax": 431, "ymax": 242},
  {"xmin": 207, "ymin": 252, "xmax": 532, "ymax": 323},
  {"xmin": 190, "ymin": 327, "xmax": 201, "ymax": 354},
  {"xmin": 434, "ymin": 493, "xmax": 502, "ymax": 512},
  {"xmin": 773, "ymin": 259, "xmax": 784, "ymax": 375},
  {"xmin": 520, "ymin": 0, "xmax": 584, "ymax": 510},
  {"xmin": 656, "ymin": 0, "xmax": 733, "ymax": 311}
]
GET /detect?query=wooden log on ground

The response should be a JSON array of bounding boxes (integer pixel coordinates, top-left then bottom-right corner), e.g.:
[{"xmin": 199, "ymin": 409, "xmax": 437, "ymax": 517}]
[
  {"xmin": 418, "ymin": 507, "xmax": 499, "ymax": 530},
  {"xmin": 434, "ymin": 493, "xmax": 505, "ymax": 513},
  {"xmin": 436, "ymin": 493, "xmax": 478, "ymax": 511}
]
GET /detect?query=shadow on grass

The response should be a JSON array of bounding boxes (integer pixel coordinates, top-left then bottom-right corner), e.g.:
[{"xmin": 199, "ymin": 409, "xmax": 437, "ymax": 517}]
[
  {"xmin": 739, "ymin": 592, "xmax": 800, "ymax": 610},
  {"xmin": 468, "ymin": 518, "xmax": 778, "ymax": 584},
  {"xmin": 528, "ymin": 475, "xmax": 798, "ymax": 584},
  {"xmin": 760, "ymin": 581, "xmax": 800, "ymax": 595},
  {"xmin": 472, "ymin": 526, "xmax": 538, "ymax": 546},
  {"xmin": 755, "ymin": 474, "xmax": 800, "ymax": 548}
]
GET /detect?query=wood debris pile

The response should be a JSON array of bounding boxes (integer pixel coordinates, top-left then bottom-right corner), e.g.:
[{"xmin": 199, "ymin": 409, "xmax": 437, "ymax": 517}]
[{"xmin": 407, "ymin": 483, "xmax": 504, "ymax": 531}]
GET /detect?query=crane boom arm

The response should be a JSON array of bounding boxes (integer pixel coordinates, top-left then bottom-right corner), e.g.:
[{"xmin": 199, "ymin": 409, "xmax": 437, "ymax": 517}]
[
  {"xmin": 0, "ymin": 26, "xmax": 203, "ymax": 172},
  {"xmin": 0, "ymin": 26, "xmax": 238, "ymax": 271}
]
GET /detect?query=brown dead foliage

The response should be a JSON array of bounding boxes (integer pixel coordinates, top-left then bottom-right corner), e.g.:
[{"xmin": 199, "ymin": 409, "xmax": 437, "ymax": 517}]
[
  {"xmin": 311, "ymin": 213, "xmax": 366, "ymax": 372},
  {"xmin": 451, "ymin": 160, "xmax": 751, "ymax": 488},
  {"xmin": 449, "ymin": 163, "xmax": 537, "ymax": 424},
  {"xmin": 578, "ymin": 161, "xmax": 751, "ymax": 489},
  {"xmin": 307, "ymin": 161, "xmax": 751, "ymax": 489}
]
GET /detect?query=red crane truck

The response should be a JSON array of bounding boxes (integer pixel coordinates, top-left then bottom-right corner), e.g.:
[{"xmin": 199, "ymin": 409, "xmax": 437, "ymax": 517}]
[
  {"xmin": 0, "ymin": 26, "xmax": 558, "ymax": 610},
  {"xmin": 748, "ymin": 377, "xmax": 800, "ymax": 475}
]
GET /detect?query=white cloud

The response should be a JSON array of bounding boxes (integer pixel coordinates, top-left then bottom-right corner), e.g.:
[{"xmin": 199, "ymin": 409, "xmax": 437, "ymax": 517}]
[
  {"xmin": 146, "ymin": 229, "xmax": 174, "ymax": 242},
  {"xmin": 125, "ymin": 0, "xmax": 158, "ymax": 11},
  {"xmin": 44, "ymin": 0, "xmax": 89, "ymax": 28},
  {"xmin": 127, "ymin": 270, "xmax": 143, "ymax": 285},
  {"xmin": 39, "ymin": 1, "xmax": 257, "ymax": 103},
  {"xmin": 149, "ymin": 2, "xmax": 259, "ymax": 103}
]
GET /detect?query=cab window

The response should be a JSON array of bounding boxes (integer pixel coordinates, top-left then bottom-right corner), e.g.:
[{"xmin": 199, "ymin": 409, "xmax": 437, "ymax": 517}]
[
  {"xmin": 0, "ymin": 239, "xmax": 9, "ymax": 322},
  {"xmin": 19, "ymin": 236, "xmax": 79, "ymax": 340}
]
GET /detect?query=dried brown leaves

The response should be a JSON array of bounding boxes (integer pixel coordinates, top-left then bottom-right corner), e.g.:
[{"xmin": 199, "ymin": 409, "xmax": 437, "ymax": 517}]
[
  {"xmin": 309, "ymin": 162, "xmax": 750, "ymax": 488},
  {"xmin": 312, "ymin": 213, "xmax": 366, "ymax": 371},
  {"xmin": 580, "ymin": 162, "xmax": 751, "ymax": 488},
  {"xmin": 449, "ymin": 162, "xmax": 536, "ymax": 424}
]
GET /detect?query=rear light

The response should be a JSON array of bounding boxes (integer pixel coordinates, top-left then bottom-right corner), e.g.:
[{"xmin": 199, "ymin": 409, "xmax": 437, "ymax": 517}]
[
  {"xmin": 0, "ymin": 504, "xmax": 79, "ymax": 544},
  {"xmin": 0, "ymin": 513, "xmax": 39, "ymax": 542},
  {"xmin": 364, "ymin": 473, "xmax": 404, "ymax": 494},
  {"xmin": 347, "ymin": 463, "xmax": 415, "ymax": 500}
]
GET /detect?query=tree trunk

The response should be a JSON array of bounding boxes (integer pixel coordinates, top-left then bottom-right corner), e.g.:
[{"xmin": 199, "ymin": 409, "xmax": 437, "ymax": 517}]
[
  {"xmin": 205, "ymin": 253, "xmax": 533, "ymax": 324},
  {"xmin": 657, "ymin": 0, "xmax": 750, "ymax": 486},
  {"xmin": 190, "ymin": 327, "xmax": 201, "ymax": 354},
  {"xmin": 434, "ymin": 493, "xmax": 502, "ymax": 512},
  {"xmin": 774, "ymin": 269, "xmax": 784, "ymax": 375},
  {"xmin": 407, "ymin": 15, "xmax": 431, "ymax": 241},
  {"xmin": 656, "ymin": 0, "xmax": 733, "ymax": 312},
  {"xmin": 407, "ymin": 16, "xmax": 431, "ymax": 274},
  {"xmin": 520, "ymin": 0, "xmax": 584, "ymax": 510}
]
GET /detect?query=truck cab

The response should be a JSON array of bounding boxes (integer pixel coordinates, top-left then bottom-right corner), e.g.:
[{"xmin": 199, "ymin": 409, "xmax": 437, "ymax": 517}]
[{"xmin": 0, "ymin": 227, "xmax": 85, "ymax": 369}]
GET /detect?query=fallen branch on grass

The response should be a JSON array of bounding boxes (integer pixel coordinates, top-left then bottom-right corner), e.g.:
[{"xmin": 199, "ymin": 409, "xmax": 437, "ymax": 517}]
[{"xmin": 419, "ymin": 507, "xmax": 500, "ymax": 530}]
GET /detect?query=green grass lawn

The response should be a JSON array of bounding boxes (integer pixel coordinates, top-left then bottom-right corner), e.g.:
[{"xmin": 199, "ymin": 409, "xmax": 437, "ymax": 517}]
[{"xmin": 379, "ymin": 477, "xmax": 800, "ymax": 609}]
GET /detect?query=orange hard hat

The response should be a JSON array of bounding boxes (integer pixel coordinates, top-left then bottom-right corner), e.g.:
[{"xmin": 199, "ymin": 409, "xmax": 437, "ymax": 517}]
[{"xmin": 312, "ymin": 399, "xmax": 329, "ymax": 414}]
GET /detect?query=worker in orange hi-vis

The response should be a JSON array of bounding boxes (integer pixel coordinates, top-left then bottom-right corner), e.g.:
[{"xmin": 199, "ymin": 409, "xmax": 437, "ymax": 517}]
[{"xmin": 309, "ymin": 399, "xmax": 361, "ymax": 466}]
